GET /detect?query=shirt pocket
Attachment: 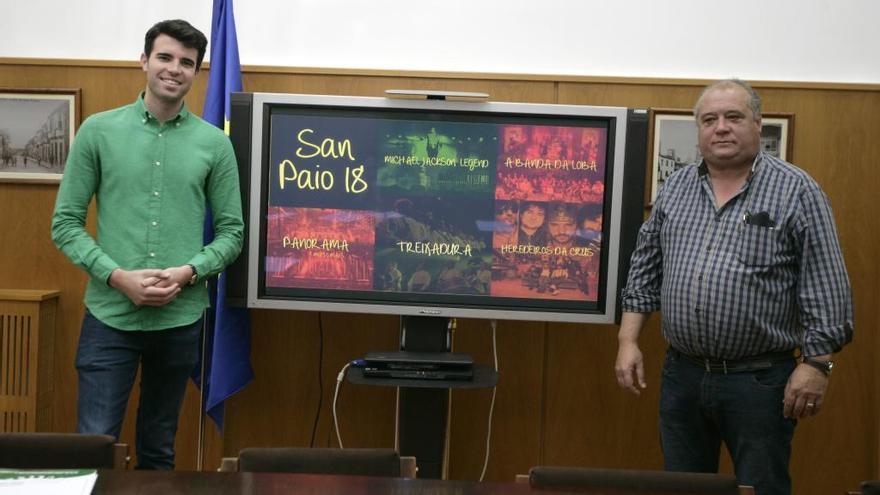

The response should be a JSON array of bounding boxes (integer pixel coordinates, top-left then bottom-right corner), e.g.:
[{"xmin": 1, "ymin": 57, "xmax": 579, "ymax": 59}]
[{"xmin": 736, "ymin": 223, "xmax": 782, "ymax": 267}]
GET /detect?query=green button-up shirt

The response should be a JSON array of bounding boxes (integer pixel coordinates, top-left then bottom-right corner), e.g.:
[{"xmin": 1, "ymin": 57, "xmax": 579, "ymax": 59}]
[{"xmin": 52, "ymin": 94, "xmax": 244, "ymax": 330}]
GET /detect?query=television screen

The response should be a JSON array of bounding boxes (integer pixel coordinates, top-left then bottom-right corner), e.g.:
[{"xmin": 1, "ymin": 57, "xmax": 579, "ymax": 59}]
[{"xmin": 228, "ymin": 93, "xmax": 646, "ymax": 324}]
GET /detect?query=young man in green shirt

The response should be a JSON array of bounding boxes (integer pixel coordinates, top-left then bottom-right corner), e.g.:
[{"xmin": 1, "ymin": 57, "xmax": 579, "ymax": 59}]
[{"xmin": 51, "ymin": 19, "xmax": 244, "ymax": 469}]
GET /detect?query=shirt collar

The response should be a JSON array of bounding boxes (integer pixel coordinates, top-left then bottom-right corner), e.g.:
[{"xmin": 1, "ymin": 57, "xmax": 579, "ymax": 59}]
[
  {"xmin": 697, "ymin": 152, "xmax": 764, "ymax": 178},
  {"xmin": 135, "ymin": 92, "xmax": 190, "ymax": 124}
]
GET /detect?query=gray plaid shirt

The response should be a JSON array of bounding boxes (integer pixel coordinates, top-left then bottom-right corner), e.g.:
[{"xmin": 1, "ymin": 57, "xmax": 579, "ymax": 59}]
[{"xmin": 622, "ymin": 152, "xmax": 853, "ymax": 359}]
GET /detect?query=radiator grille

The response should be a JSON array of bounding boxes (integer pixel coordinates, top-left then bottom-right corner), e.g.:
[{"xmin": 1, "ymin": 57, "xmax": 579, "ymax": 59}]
[
  {"xmin": 0, "ymin": 292, "xmax": 56, "ymax": 433},
  {"xmin": 2, "ymin": 315, "xmax": 32, "ymax": 397}
]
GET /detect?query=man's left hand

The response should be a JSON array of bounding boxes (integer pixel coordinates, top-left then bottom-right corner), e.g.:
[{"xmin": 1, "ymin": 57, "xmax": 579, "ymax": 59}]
[
  {"xmin": 143, "ymin": 265, "xmax": 194, "ymax": 290},
  {"xmin": 783, "ymin": 358, "xmax": 830, "ymax": 419}
]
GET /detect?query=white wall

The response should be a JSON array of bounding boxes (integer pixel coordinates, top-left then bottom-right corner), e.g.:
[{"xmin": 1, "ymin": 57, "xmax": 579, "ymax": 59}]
[{"xmin": 2, "ymin": 0, "xmax": 878, "ymax": 84}]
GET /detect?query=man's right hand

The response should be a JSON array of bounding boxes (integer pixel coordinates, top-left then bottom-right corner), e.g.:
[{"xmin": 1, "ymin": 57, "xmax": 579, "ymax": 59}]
[
  {"xmin": 615, "ymin": 341, "xmax": 646, "ymax": 395},
  {"xmin": 108, "ymin": 268, "xmax": 181, "ymax": 306},
  {"xmin": 615, "ymin": 312, "xmax": 649, "ymax": 395}
]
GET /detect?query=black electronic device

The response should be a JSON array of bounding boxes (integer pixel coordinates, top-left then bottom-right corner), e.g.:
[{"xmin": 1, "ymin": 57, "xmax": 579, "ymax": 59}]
[
  {"xmin": 227, "ymin": 92, "xmax": 648, "ymax": 324},
  {"xmin": 362, "ymin": 350, "xmax": 474, "ymax": 381}
]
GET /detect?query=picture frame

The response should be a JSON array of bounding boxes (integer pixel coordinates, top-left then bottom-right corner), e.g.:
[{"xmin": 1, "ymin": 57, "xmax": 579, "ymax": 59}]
[
  {"xmin": 760, "ymin": 114, "xmax": 795, "ymax": 162},
  {"xmin": 646, "ymin": 108, "xmax": 795, "ymax": 205},
  {"xmin": 0, "ymin": 88, "xmax": 81, "ymax": 184}
]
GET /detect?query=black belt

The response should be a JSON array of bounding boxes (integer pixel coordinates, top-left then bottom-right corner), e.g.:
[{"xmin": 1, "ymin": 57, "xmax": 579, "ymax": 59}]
[{"xmin": 669, "ymin": 347, "xmax": 795, "ymax": 374}]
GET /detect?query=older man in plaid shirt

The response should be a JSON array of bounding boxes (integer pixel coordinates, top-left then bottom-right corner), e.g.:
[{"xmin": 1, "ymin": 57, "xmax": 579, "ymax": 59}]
[{"xmin": 615, "ymin": 79, "xmax": 853, "ymax": 495}]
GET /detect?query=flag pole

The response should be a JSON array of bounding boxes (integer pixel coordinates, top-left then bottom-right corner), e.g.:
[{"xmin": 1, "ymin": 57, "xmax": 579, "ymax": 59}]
[
  {"xmin": 196, "ymin": 0, "xmax": 254, "ymax": 472},
  {"xmin": 197, "ymin": 309, "xmax": 209, "ymax": 471}
]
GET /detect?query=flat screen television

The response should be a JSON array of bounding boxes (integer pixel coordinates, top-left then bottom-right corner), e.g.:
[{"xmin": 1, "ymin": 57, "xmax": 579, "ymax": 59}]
[{"xmin": 226, "ymin": 92, "xmax": 647, "ymax": 324}]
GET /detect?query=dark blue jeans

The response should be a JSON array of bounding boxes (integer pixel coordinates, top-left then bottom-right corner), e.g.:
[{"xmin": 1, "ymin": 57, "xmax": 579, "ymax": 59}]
[
  {"xmin": 75, "ymin": 311, "xmax": 201, "ymax": 470},
  {"xmin": 659, "ymin": 349, "xmax": 797, "ymax": 495}
]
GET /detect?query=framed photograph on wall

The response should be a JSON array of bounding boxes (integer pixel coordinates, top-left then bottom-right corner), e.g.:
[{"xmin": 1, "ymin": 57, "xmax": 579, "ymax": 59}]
[
  {"xmin": 760, "ymin": 114, "xmax": 795, "ymax": 162},
  {"xmin": 646, "ymin": 109, "xmax": 795, "ymax": 205},
  {"xmin": 0, "ymin": 88, "xmax": 81, "ymax": 184}
]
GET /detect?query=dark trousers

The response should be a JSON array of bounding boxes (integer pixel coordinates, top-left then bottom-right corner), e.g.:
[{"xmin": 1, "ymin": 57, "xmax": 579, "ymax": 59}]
[
  {"xmin": 659, "ymin": 349, "xmax": 797, "ymax": 495},
  {"xmin": 75, "ymin": 311, "xmax": 201, "ymax": 470}
]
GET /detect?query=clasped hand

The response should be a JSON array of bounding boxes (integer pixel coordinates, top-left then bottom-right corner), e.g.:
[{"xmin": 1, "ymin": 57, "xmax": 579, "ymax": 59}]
[{"xmin": 108, "ymin": 266, "xmax": 193, "ymax": 306}]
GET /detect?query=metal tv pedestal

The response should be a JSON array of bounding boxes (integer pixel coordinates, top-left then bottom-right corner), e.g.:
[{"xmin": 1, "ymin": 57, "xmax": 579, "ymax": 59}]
[{"xmin": 347, "ymin": 315, "xmax": 498, "ymax": 479}]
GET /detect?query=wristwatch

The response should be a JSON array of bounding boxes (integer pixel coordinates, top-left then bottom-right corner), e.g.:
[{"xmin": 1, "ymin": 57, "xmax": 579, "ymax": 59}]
[
  {"xmin": 801, "ymin": 356, "xmax": 834, "ymax": 376},
  {"xmin": 187, "ymin": 264, "xmax": 198, "ymax": 286}
]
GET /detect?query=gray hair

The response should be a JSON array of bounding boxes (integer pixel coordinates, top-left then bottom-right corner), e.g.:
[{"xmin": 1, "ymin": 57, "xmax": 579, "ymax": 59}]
[{"xmin": 693, "ymin": 78, "xmax": 762, "ymax": 121}]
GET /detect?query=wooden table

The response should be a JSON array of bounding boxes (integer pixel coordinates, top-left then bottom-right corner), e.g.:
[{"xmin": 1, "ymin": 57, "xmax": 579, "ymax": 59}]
[
  {"xmin": 91, "ymin": 470, "xmax": 564, "ymax": 495},
  {"xmin": 91, "ymin": 469, "xmax": 747, "ymax": 494}
]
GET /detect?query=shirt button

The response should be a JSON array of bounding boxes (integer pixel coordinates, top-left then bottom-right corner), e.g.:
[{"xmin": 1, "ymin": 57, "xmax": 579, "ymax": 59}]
[
  {"xmin": 151, "ymin": 221, "xmax": 158, "ymax": 226},
  {"xmin": 158, "ymin": 133, "xmax": 163, "ymax": 138},
  {"xmin": 155, "ymin": 161, "xmax": 161, "ymax": 166},
  {"xmin": 695, "ymin": 308, "xmax": 701, "ymax": 314},
  {"xmin": 153, "ymin": 191, "xmax": 160, "ymax": 196},
  {"xmin": 149, "ymin": 252, "xmax": 156, "ymax": 258},
  {"xmin": 176, "ymin": 123, "xmax": 180, "ymax": 127}
]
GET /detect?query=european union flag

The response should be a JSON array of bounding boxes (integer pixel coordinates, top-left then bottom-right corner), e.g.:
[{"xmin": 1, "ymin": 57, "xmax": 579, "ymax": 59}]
[
  {"xmin": 196, "ymin": 0, "xmax": 253, "ymax": 430},
  {"xmin": 203, "ymin": 0, "xmax": 241, "ymax": 132}
]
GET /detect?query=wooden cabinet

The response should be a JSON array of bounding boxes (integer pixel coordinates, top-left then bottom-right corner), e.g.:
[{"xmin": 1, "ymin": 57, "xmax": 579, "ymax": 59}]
[{"xmin": 0, "ymin": 289, "xmax": 59, "ymax": 432}]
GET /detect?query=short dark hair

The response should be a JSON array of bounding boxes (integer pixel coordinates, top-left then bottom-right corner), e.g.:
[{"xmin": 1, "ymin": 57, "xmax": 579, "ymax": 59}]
[
  {"xmin": 495, "ymin": 201, "xmax": 518, "ymax": 215},
  {"xmin": 547, "ymin": 203, "xmax": 578, "ymax": 223},
  {"xmin": 521, "ymin": 201, "xmax": 546, "ymax": 214},
  {"xmin": 144, "ymin": 19, "xmax": 208, "ymax": 71}
]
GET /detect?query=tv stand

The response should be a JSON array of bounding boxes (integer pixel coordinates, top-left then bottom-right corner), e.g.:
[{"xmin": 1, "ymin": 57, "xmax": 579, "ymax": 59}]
[
  {"xmin": 347, "ymin": 315, "xmax": 497, "ymax": 479},
  {"xmin": 399, "ymin": 314, "xmax": 451, "ymax": 352}
]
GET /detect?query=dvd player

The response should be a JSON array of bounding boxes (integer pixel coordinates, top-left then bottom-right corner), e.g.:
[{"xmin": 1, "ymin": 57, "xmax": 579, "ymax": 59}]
[{"xmin": 362, "ymin": 351, "xmax": 474, "ymax": 381}]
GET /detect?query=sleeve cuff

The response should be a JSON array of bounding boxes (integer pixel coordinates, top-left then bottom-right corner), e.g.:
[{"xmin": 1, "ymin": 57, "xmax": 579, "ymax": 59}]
[
  {"xmin": 801, "ymin": 322, "xmax": 853, "ymax": 357},
  {"xmin": 93, "ymin": 258, "xmax": 120, "ymax": 287},
  {"xmin": 620, "ymin": 291, "xmax": 661, "ymax": 314}
]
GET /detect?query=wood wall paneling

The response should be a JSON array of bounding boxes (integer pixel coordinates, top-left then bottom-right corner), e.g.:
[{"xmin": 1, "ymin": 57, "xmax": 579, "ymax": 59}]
[
  {"xmin": 1, "ymin": 59, "xmax": 877, "ymax": 494},
  {"xmin": 446, "ymin": 318, "xmax": 547, "ymax": 481}
]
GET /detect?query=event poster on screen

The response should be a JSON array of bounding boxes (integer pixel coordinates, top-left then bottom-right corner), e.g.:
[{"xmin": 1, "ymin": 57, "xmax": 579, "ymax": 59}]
[{"xmin": 264, "ymin": 113, "xmax": 607, "ymax": 302}]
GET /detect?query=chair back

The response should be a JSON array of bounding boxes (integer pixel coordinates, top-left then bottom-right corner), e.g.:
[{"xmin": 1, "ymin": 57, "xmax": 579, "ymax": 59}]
[
  {"xmin": 0, "ymin": 432, "xmax": 125, "ymax": 469},
  {"xmin": 528, "ymin": 466, "xmax": 740, "ymax": 494},
  {"xmin": 861, "ymin": 481, "xmax": 880, "ymax": 495},
  {"xmin": 237, "ymin": 447, "xmax": 405, "ymax": 477}
]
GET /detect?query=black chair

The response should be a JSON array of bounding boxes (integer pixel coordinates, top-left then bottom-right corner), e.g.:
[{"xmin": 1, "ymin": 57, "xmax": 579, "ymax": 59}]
[
  {"xmin": 861, "ymin": 481, "xmax": 880, "ymax": 495},
  {"xmin": 0, "ymin": 432, "xmax": 128, "ymax": 469},
  {"xmin": 222, "ymin": 447, "xmax": 416, "ymax": 478},
  {"xmin": 527, "ymin": 466, "xmax": 742, "ymax": 494}
]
